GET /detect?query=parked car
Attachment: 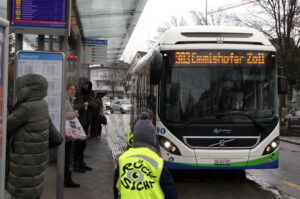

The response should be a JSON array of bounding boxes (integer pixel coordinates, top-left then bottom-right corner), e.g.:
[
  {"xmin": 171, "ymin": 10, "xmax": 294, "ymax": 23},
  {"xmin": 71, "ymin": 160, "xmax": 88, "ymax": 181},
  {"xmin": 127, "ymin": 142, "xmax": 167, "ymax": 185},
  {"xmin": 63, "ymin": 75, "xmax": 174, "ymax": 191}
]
[
  {"xmin": 284, "ymin": 109, "xmax": 300, "ymax": 131},
  {"xmin": 111, "ymin": 99, "xmax": 131, "ymax": 114}
]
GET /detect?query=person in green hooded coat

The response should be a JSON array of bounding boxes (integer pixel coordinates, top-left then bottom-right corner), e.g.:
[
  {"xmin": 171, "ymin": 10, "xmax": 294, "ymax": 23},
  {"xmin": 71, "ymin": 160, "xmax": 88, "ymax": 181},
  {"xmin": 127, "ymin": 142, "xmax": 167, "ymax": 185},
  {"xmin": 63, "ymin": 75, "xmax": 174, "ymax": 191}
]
[{"xmin": 6, "ymin": 74, "xmax": 49, "ymax": 199}]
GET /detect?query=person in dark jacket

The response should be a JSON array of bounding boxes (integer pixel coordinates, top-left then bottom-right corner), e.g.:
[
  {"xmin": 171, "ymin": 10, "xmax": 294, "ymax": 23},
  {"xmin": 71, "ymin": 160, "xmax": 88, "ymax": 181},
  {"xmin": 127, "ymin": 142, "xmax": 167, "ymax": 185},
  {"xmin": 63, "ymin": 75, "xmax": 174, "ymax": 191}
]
[
  {"xmin": 90, "ymin": 93, "xmax": 104, "ymax": 137},
  {"xmin": 73, "ymin": 79, "xmax": 97, "ymax": 172},
  {"xmin": 113, "ymin": 112, "xmax": 178, "ymax": 199},
  {"xmin": 6, "ymin": 74, "xmax": 49, "ymax": 199}
]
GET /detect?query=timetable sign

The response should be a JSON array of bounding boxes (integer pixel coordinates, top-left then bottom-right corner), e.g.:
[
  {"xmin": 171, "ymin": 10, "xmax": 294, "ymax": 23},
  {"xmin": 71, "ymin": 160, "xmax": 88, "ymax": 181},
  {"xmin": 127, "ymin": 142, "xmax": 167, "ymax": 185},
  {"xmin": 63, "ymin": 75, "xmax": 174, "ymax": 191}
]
[
  {"xmin": 17, "ymin": 52, "xmax": 64, "ymax": 131},
  {"xmin": 10, "ymin": 0, "xmax": 67, "ymax": 28},
  {"xmin": 82, "ymin": 39, "xmax": 107, "ymax": 65}
]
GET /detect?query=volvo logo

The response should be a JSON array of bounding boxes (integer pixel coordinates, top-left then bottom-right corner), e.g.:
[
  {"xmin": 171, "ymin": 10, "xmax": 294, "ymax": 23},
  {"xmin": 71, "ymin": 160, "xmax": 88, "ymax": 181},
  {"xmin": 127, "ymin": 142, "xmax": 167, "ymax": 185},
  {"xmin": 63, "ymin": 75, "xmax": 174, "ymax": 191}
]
[
  {"xmin": 209, "ymin": 139, "xmax": 236, "ymax": 147},
  {"xmin": 213, "ymin": 128, "xmax": 220, "ymax": 134},
  {"xmin": 212, "ymin": 128, "xmax": 232, "ymax": 135}
]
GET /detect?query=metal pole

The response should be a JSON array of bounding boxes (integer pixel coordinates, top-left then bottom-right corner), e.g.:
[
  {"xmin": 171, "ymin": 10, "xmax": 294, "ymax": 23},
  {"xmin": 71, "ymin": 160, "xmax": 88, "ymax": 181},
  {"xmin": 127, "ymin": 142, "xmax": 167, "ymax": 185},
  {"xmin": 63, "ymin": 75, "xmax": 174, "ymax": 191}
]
[
  {"xmin": 14, "ymin": 34, "xmax": 23, "ymax": 106},
  {"xmin": 0, "ymin": 17, "xmax": 9, "ymax": 199},
  {"xmin": 205, "ymin": 0, "xmax": 208, "ymax": 25},
  {"xmin": 49, "ymin": 35, "xmax": 54, "ymax": 52},
  {"xmin": 56, "ymin": 0, "xmax": 71, "ymax": 197},
  {"xmin": 57, "ymin": 36, "xmax": 67, "ymax": 199},
  {"xmin": 38, "ymin": 35, "xmax": 45, "ymax": 51},
  {"xmin": 15, "ymin": 34, "xmax": 23, "ymax": 51}
]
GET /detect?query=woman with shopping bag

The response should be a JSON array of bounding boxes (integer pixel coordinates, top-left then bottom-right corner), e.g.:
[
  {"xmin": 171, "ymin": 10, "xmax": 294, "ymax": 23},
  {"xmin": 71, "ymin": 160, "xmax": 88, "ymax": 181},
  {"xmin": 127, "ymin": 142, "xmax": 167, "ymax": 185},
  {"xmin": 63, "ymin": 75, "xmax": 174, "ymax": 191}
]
[{"xmin": 64, "ymin": 83, "xmax": 85, "ymax": 188}]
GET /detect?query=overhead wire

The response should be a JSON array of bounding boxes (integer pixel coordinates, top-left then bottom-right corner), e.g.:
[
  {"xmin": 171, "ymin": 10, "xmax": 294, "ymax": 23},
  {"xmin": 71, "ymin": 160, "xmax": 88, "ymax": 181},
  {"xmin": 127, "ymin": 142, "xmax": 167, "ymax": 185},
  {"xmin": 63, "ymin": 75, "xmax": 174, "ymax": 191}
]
[{"xmin": 207, "ymin": 0, "xmax": 257, "ymax": 14}]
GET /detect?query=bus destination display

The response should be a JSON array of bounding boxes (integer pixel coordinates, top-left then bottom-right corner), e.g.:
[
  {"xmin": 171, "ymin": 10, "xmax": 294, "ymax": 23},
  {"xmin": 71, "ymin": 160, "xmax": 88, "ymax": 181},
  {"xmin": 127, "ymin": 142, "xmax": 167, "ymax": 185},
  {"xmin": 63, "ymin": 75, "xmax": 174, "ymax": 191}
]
[
  {"xmin": 11, "ymin": 0, "xmax": 67, "ymax": 28},
  {"xmin": 175, "ymin": 51, "xmax": 265, "ymax": 66}
]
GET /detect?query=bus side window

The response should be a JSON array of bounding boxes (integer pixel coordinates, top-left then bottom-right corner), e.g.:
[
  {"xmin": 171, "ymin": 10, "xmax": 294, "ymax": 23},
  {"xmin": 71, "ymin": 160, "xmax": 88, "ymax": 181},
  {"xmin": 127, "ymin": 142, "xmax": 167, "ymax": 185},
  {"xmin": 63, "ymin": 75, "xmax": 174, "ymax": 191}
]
[{"xmin": 149, "ymin": 85, "xmax": 157, "ymax": 124}]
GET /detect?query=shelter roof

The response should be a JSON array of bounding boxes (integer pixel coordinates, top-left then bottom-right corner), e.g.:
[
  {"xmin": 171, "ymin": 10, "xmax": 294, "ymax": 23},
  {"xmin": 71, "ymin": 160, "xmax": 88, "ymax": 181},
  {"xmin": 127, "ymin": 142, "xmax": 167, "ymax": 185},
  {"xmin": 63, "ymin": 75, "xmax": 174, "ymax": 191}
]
[{"xmin": 76, "ymin": 0, "xmax": 148, "ymax": 64}]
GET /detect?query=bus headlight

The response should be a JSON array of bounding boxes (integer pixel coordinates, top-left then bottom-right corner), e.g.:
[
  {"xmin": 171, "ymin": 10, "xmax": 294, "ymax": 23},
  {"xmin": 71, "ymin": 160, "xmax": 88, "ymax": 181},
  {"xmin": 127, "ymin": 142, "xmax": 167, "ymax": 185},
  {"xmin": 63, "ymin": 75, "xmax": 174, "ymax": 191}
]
[
  {"xmin": 263, "ymin": 137, "xmax": 280, "ymax": 155},
  {"xmin": 158, "ymin": 135, "xmax": 181, "ymax": 156}
]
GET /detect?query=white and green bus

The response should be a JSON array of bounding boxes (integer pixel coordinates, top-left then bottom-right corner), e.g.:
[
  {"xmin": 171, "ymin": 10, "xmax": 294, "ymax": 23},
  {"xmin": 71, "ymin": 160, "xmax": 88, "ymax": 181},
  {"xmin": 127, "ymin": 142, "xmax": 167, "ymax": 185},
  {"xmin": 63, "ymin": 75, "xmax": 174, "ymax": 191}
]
[{"xmin": 130, "ymin": 26, "xmax": 287, "ymax": 169}]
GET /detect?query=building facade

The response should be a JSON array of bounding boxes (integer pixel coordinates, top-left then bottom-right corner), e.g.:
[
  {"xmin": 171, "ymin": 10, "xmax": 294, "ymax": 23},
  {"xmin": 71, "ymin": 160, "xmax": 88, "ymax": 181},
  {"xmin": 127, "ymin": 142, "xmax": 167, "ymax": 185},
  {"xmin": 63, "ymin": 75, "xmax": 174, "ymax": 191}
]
[{"xmin": 90, "ymin": 62, "xmax": 130, "ymax": 98}]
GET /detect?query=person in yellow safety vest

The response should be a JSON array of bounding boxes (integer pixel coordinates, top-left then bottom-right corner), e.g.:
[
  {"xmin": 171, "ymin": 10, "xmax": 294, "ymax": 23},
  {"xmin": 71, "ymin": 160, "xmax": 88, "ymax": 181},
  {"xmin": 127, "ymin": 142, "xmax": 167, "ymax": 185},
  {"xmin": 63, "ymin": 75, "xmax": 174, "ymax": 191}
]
[
  {"xmin": 127, "ymin": 109, "xmax": 154, "ymax": 149},
  {"xmin": 114, "ymin": 112, "xmax": 178, "ymax": 199}
]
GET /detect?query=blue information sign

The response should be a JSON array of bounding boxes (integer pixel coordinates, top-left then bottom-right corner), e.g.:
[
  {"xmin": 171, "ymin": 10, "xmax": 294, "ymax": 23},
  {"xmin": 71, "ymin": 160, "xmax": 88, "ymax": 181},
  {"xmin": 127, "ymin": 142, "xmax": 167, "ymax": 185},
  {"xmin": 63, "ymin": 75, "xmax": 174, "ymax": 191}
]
[
  {"xmin": 11, "ymin": 0, "xmax": 67, "ymax": 28},
  {"xmin": 84, "ymin": 39, "xmax": 108, "ymax": 45}
]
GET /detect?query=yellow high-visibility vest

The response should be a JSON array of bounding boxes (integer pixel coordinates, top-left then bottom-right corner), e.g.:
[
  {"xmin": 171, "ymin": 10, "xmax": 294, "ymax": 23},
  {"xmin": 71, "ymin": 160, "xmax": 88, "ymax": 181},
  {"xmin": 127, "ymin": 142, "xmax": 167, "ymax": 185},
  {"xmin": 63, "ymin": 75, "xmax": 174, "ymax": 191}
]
[
  {"xmin": 116, "ymin": 147, "xmax": 164, "ymax": 199},
  {"xmin": 127, "ymin": 130, "xmax": 133, "ymax": 149}
]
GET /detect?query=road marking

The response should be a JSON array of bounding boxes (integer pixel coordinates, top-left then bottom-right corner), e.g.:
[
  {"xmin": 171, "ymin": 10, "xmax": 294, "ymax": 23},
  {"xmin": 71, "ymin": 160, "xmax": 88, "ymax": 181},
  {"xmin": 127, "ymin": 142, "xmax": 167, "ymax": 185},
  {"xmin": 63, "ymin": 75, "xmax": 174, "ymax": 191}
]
[{"xmin": 283, "ymin": 180, "xmax": 300, "ymax": 190}]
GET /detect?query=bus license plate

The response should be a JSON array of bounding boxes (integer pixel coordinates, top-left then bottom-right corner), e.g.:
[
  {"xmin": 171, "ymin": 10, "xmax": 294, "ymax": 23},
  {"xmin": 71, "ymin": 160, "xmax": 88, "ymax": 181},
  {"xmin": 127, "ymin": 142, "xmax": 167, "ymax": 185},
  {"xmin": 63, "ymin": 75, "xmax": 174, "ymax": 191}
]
[{"xmin": 214, "ymin": 159, "xmax": 231, "ymax": 165}]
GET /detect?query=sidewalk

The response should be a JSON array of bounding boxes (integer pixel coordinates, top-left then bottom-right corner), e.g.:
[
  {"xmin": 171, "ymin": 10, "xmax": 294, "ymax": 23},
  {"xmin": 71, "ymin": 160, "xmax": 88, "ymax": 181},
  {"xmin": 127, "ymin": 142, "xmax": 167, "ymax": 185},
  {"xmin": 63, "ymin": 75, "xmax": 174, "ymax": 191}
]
[
  {"xmin": 280, "ymin": 136, "xmax": 300, "ymax": 145},
  {"xmin": 42, "ymin": 135, "xmax": 115, "ymax": 199},
  {"xmin": 41, "ymin": 114, "xmax": 129, "ymax": 199}
]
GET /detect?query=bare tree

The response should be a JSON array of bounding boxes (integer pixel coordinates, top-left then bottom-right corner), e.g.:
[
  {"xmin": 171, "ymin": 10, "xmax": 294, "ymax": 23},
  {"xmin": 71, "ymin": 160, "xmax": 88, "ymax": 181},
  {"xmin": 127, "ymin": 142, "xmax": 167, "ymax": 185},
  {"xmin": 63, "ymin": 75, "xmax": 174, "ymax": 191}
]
[
  {"xmin": 109, "ymin": 69, "xmax": 120, "ymax": 97},
  {"xmin": 226, "ymin": 0, "xmax": 300, "ymax": 79},
  {"xmin": 148, "ymin": 16, "xmax": 188, "ymax": 49},
  {"xmin": 108, "ymin": 61, "xmax": 130, "ymax": 97},
  {"xmin": 119, "ymin": 70, "xmax": 131, "ymax": 98},
  {"xmin": 190, "ymin": 10, "xmax": 229, "ymax": 25},
  {"xmin": 157, "ymin": 16, "xmax": 188, "ymax": 35}
]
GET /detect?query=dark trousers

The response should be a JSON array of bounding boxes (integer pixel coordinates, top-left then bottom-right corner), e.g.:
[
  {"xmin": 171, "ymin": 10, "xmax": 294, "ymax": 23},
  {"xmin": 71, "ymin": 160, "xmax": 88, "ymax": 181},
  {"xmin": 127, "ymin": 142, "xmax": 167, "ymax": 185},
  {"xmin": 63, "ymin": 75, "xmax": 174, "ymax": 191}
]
[
  {"xmin": 90, "ymin": 116, "xmax": 102, "ymax": 137},
  {"xmin": 90, "ymin": 116, "xmax": 98, "ymax": 137},
  {"xmin": 65, "ymin": 141, "xmax": 72, "ymax": 180},
  {"xmin": 73, "ymin": 124, "xmax": 88, "ymax": 168}
]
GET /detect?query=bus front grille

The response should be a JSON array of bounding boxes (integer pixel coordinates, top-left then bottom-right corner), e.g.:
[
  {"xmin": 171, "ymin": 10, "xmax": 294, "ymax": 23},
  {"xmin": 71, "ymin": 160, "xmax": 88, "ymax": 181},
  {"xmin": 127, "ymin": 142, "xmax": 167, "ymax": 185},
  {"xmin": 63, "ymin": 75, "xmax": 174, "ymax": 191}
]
[{"xmin": 183, "ymin": 136, "xmax": 260, "ymax": 149}]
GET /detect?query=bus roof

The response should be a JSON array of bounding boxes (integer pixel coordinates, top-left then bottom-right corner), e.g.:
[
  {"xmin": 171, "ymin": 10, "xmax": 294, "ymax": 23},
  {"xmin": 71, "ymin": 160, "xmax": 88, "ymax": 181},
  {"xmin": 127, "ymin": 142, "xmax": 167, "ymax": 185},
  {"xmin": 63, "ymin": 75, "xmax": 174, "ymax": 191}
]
[
  {"xmin": 157, "ymin": 26, "xmax": 273, "ymax": 47},
  {"xmin": 132, "ymin": 26, "xmax": 275, "ymax": 74}
]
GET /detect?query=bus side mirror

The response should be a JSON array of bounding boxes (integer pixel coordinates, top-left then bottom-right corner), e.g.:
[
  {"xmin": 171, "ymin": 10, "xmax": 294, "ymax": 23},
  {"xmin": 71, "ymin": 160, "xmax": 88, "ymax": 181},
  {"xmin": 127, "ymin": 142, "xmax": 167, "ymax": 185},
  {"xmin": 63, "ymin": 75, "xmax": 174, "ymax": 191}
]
[
  {"xmin": 278, "ymin": 76, "xmax": 288, "ymax": 94},
  {"xmin": 149, "ymin": 49, "xmax": 163, "ymax": 84}
]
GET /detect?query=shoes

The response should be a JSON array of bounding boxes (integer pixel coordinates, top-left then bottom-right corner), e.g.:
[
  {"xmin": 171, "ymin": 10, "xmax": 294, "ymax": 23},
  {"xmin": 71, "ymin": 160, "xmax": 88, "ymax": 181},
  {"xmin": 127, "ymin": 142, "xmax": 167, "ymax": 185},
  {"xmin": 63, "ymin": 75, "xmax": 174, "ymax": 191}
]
[
  {"xmin": 82, "ymin": 165, "xmax": 92, "ymax": 171},
  {"xmin": 73, "ymin": 167, "xmax": 86, "ymax": 173},
  {"xmin": 64, "ymin": 180, "xmax": 80, "ymax": 188}
]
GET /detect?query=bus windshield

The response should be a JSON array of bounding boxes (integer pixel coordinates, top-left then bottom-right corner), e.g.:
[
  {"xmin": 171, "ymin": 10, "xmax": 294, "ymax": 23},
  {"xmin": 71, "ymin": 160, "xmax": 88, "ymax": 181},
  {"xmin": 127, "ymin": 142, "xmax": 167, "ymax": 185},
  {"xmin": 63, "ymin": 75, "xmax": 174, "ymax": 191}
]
[{"xmin": 159, "ymin": 50, "xmax": 278, "ymax": 124}]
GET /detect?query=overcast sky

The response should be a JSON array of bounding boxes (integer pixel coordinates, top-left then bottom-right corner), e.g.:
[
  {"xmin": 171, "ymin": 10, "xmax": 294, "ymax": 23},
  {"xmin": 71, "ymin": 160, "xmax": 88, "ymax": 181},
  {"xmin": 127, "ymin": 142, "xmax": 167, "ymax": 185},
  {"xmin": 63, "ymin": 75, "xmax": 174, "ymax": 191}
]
[{"xmin": 121, "ymin": 0, "xmax": 253, "ymax": 63}]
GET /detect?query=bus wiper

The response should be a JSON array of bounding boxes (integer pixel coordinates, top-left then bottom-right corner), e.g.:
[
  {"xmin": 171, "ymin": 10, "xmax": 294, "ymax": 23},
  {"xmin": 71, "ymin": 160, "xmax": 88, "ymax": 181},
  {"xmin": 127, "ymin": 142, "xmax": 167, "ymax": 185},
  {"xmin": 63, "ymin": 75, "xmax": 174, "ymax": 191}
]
[{"xmin": 217, "ymin": 112, "xmax": 266, "ymax": 134}]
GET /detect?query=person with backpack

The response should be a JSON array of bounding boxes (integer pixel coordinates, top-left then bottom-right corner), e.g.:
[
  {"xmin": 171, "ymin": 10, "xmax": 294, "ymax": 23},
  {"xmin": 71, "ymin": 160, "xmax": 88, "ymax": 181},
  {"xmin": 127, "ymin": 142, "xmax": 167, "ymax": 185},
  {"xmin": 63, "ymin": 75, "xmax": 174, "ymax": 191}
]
[{"xmin": 114, "ymin": 112, "xmax": 178, "ymax": 199}]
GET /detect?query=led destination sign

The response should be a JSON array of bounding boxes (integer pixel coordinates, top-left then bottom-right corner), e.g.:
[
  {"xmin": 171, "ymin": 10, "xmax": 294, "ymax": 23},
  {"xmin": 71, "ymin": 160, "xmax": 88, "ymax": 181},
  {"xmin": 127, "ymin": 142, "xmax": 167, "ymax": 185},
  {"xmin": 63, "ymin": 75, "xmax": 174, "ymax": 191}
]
[{"xmin": 175, "ymin": 51, "xmax": 265, "ymax": 65}]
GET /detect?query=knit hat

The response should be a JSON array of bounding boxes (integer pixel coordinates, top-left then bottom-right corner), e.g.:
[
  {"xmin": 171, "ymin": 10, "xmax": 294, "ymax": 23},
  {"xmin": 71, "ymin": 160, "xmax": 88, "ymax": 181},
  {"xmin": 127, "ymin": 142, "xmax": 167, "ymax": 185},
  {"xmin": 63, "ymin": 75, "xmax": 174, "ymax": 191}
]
[{"xmin": 132, "ymin": 112, "xmax": 157, "ymax": 151}]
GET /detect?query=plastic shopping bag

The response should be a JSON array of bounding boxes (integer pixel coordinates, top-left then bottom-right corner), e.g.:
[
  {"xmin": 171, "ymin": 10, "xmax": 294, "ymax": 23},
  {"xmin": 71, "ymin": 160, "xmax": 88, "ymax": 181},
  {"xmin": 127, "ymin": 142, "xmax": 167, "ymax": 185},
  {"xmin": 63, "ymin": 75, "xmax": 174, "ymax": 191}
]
[{"xmin": 65, "ymin": 118, "xmax": 87, "ymax": 140}]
